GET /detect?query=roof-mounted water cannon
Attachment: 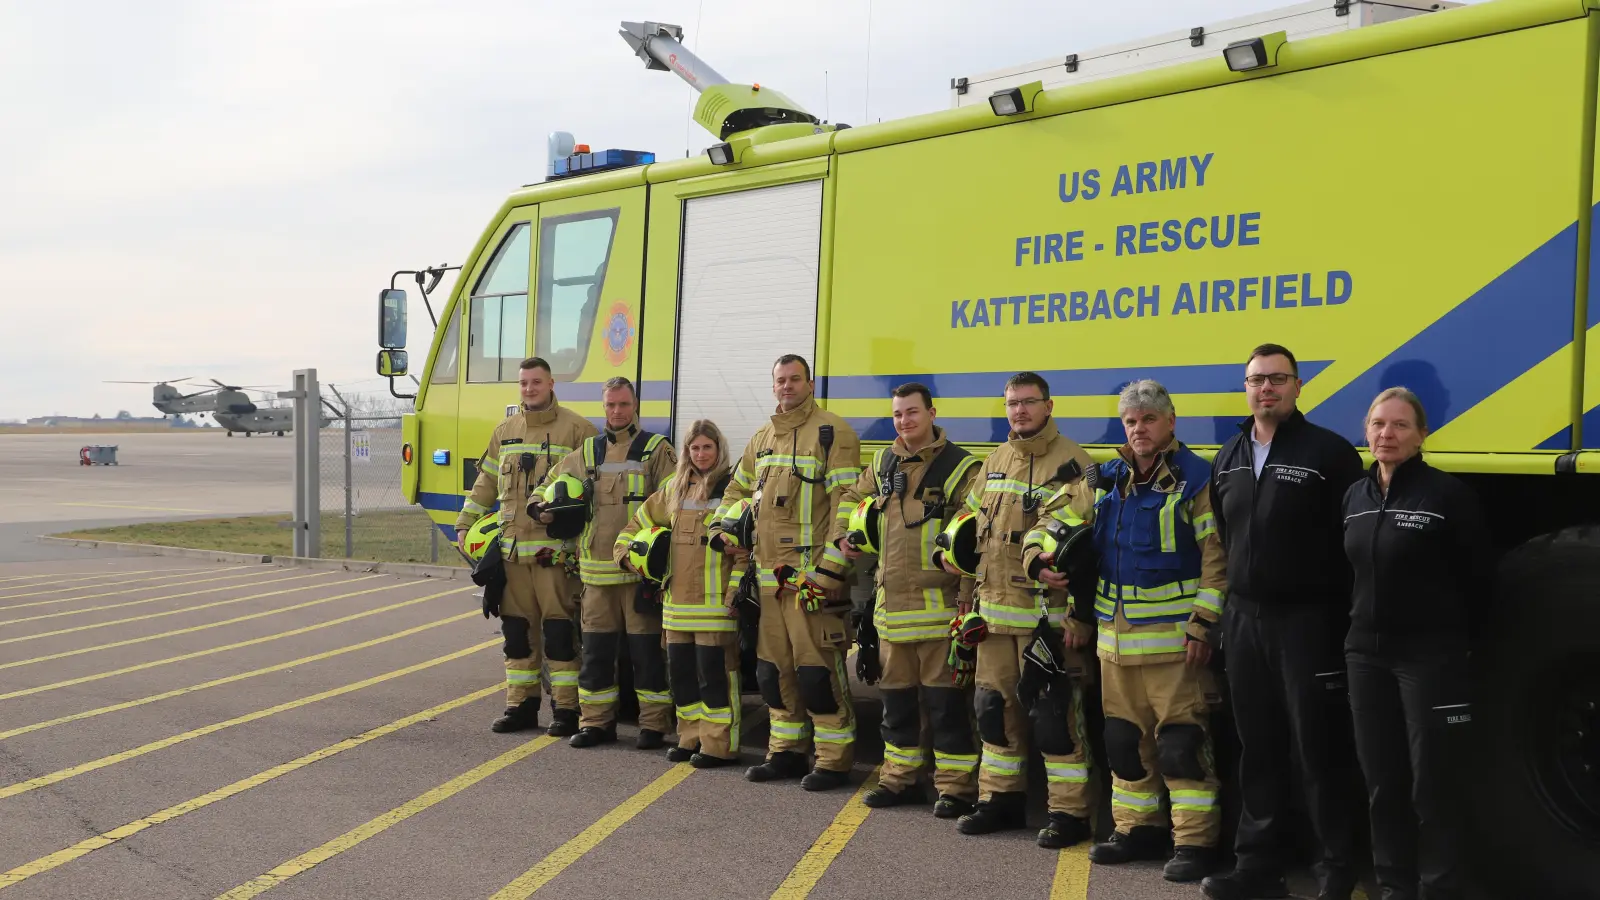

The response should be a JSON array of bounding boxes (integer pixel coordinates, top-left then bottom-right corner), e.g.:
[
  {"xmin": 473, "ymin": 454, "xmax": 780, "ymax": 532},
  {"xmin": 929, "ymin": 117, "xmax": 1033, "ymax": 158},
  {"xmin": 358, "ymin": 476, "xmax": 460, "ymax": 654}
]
[{"xmin": 619, "ymin": 20, "xmax": 823, "ymax": 144}]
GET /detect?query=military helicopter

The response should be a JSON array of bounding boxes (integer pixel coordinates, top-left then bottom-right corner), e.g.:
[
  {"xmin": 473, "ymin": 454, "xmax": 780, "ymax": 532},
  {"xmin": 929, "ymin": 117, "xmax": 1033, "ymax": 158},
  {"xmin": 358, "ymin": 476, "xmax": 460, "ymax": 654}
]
[
  {"xmin": 103, "ymin": 378, "xmax": 224, "ymax": 416},
  {"xmin": 206, "ymin": 381, "xmax": 330, "ymax": 437}
]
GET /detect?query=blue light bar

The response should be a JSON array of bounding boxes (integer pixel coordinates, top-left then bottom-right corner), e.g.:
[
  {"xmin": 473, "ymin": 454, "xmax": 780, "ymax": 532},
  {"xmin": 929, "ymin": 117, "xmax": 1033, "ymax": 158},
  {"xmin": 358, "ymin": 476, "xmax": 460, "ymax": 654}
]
[{"xmin": 551, "ymin": 149, "xmax": 656, "ymax": 179}]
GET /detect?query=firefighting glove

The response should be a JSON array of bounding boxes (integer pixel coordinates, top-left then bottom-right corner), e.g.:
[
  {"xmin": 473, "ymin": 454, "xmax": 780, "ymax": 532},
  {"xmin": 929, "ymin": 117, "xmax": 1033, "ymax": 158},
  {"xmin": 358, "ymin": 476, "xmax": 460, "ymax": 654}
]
[
  {"xmin": 945, "ymin": 611, "xmax": 986, "ymax": 688},
  {"xmin": 1016, "ymin": 621, "xmax": 1067, "ymax": 711},
  {"xmin": 481, "ymin": 585, "xmax": 502, "ymax": 619},
  {"xmin": 851, "ymin": 609, "xmax": 881, "ymax": 685},
  {"xmin": 633, "ymin": 582, "xmax": 663, "ymax": 616},
  {"xmin": 947, "ymin": 642, "xmax": 976, "ymax": 688},
  {"xmin": 774, "ymin": 565, "xmax": 831, "ymax": 613}
]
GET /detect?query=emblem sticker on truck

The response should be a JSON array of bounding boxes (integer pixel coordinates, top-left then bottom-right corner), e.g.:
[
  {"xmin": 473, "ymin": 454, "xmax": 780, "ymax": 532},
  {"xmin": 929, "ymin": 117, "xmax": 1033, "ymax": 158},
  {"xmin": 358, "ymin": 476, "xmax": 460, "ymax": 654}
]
[{"xmin": 603, "ymin": 301, "xmax": 636, "ymax": 366}]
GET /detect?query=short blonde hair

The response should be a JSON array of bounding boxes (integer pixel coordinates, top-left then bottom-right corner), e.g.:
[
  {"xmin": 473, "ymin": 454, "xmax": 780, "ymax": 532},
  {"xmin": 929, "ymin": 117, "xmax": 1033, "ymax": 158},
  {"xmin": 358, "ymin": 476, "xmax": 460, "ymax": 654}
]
[{"xmin": 1366, "ymin": 387, "xmax": 1428, "ymax": 433}]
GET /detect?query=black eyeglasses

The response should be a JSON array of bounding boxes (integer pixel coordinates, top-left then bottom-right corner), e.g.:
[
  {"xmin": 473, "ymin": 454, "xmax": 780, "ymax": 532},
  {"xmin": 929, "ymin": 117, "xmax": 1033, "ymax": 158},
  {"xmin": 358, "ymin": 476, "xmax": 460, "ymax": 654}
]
[{"xmin": 1244, "ymin": 373, "xmax": 1295, "ymax": 387}]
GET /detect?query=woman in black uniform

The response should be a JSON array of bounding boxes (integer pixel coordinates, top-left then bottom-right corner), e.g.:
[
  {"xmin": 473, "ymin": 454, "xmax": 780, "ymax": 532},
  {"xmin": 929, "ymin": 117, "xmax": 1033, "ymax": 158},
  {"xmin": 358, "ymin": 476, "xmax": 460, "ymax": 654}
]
[{"xmin": 1341, "ymin": 387, "xmax": 1493, "ymax": 900}]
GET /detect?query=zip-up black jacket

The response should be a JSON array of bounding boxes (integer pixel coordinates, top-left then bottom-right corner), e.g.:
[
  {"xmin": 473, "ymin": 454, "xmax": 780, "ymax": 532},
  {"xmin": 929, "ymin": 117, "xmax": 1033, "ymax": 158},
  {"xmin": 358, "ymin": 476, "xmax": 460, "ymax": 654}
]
[
  {"xmin": 1210, "ymin": 409, "xmax": 1365, "ymax": 608},
  {"xmin": 1341, "ymin": 454, "xmax": 1493, "ymax": 650}
]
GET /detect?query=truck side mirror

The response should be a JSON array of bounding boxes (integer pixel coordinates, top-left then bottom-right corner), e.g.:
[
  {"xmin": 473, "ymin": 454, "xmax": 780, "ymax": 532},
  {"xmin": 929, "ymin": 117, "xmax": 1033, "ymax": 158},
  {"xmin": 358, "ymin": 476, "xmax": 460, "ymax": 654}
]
[
  {"xmin": 377, "ymin": 349, "xmax": 409, "ymax": 377},
  {"xmin": 379, "ymin": 288, "xmax": 408, "ymax": 349}
]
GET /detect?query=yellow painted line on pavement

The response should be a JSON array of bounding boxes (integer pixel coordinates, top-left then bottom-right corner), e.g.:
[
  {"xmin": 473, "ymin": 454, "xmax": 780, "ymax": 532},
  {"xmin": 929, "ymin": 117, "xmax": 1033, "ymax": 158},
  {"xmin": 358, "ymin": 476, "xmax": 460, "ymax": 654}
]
[
  {"xmin": 216, "ymin": 735, "xmax": 559, "ymax": 899},
  {"xmin": 0, "ymin": 575, "xmax": 391, "ymax": 668},
  {"xmin": 1048, "ymin": 844, "xmax": 1092, "ymax": 900},
  {"xmin": 768, "ymin": 768, "xmax": 879, "ymax": 900},
  {"xmin": 0, "ymin": 570, "xmax": 330, "ymax": 629},
  {"xmin": 0, "ymin": 567, "xmax": 259, "ymax": 607},
  {"xmin": 0, "ymin": 610, "xmax": 480, "ymax": 741},
  {"xmin": 0, "ymin": 585, "xmax": 471, "ymax": 701},
  {"xmin": 58, "ymin": 502, "xmax": 213, "ymax": 513},
  {"xmin": 0, "ymin": 684, "xmax": 501, "ymax": 891},
  {"xmin": 0, "ymin": 566, "xmax": 215, "ymax": 589},
  {"xmin": 490, "ymin": 763, "xmax": 698, "ymax": 899},
  {"xmin": 0, "ymin": 639, "xmax": 497, "ymax": 800}
]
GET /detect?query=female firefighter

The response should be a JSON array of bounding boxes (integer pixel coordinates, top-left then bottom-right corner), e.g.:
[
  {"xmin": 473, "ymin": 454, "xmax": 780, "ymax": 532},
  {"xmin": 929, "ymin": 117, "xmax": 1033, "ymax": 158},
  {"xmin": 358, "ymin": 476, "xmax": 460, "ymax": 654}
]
[
  {"xmin": 1340, "ymin": 387, "xmax": 1493, "ymax": 900},
  {"xmin": 614, "ymin": 419, "xmax": 744, "ymax": 766}
]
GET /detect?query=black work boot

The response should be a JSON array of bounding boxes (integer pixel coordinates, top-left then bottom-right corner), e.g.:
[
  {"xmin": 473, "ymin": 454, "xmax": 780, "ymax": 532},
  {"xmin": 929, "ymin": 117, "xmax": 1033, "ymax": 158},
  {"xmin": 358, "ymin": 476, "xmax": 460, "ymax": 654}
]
[
  {"xmin": 1201, "ymin": 869, "xmax": 1290, "ymax": 900},
  {"xmin": 665, "ymin": 745, "xmax": 696, "ymax": 763},
  {"xmin": 545, "ymin": 708, "xmax": 578, "ymax": 738},
  {"xmin": 745, "ymin": 750, "xmax": 809, "ymax": 783},
  {"xmin": 491, "ymin": 698, "xmax": 539, "ymax": 733},
  {"xmin": 933, "ymin": 794, "xmax": 976, "ymax": 819},
  {"xmin": 1089, "ymin": 825, "xmax": 1171, "ymax": 864},
  {"xmin": 690, "ymin": 752, "xmax": 738, "ymax": 769},
  {"xmin": 801, "ymin": 767, "xmax": 851, "ymax": 792},
  {"xmin": 568, "ymin": 724, "xmax": 616, "ymax": 748},
  {"xmin": 957, "ymin": 792, "xmax": 1027, "ymax": 835},
  {"xmin": 637, "ymin": 729, "xmax": 665, "ymax": 751},
  {"xmin": 862, "ymin": 784, "xmax": 925, "ymax": 808},
  {"xmin": 1164, "ymin": 846, "xmax": 1219, "ymax": 883},
  {"xmin": 1037, "ymin": 812, "xmax": 1092, "ymax": 849},
  {"xmin": 1316, "ymin": 869, "xmax": 1357, "ymax": 900}
]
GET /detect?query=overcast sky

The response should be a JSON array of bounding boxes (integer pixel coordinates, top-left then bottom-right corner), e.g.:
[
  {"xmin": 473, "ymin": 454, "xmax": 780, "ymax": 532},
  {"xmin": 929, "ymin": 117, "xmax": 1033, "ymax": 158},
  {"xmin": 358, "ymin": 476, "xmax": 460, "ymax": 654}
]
[{"xmin": 0, "ymin": 0, "xmax": 1484, "ymax": 420}]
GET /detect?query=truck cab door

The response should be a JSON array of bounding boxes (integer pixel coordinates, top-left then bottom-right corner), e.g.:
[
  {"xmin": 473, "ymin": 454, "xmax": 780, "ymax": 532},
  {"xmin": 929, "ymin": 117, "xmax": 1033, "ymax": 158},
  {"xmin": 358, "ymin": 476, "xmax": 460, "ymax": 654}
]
[
  {"xmin": 532, "ymin": 186, "xmax": 647, "ymax": 432},
  {"xmin": 456, "ymin": 207, "xmax": 537, "ymax": 505}
]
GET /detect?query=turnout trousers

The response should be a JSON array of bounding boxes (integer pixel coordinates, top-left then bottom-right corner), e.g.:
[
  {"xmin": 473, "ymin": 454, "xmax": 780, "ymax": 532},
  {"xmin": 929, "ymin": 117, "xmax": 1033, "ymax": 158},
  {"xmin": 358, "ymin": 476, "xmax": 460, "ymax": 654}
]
[
  {"xmin": 1347, "ymin": 641, "xmax": 1473, "ymax": 900},
  {"xmin": 665, "ymin": 629, "xmax": 742, "ymax": 759},
  {"xmin": 756, "ymin": 585, "xmax": 857, "ymax": 772},
  {"xmin": 1225, "ymin": 599, "xmax": 1357, "ymax": 882},
  {"xmin": 974, "ymin": 632, "xmax": 1093, "ymax": 816},
  {"xmin": 1101, "ymin": 658, "xmax": 1222, "ymax": 847},
  {"xmin": 876, "ymin": 638, "xmax": 979, "ymax": 800},
  {"xmin": 501, "ymin": 560, "xmax": 580, "ymax": 711},
  {"xmin": 578, "ymin": 583, "xmax": 672, "ymax": 732}
]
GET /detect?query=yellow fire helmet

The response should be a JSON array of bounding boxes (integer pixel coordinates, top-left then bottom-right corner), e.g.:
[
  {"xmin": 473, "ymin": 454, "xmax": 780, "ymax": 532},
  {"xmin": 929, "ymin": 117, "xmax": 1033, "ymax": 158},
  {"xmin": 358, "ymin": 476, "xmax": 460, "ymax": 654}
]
[
  {"xmin": 718, "ymin": 498, "xmax": 755, "ymax": 550},
  {"xmin": 627, "ymin": 525, "xmax": 672, "ymax": 585},
  {"xmin": 462, "ymin": 513, "xmax": 502, "ymax": 562},
  {"xmin": 934, "ymin": 509, "xmax": 981, "ymax": 577},
  {"xmin": 539, "ymin": 473, "xmax": 590, "ymax": 540},
  {"xmin": 845, "ymin": 499, "xmax": 882, "ymax": 555}
]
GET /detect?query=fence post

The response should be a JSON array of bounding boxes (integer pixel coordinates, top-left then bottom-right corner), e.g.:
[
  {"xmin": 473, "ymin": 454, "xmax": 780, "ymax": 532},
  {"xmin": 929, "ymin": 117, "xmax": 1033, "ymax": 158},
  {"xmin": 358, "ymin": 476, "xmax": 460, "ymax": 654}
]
[
  {"xmin": 285, "ymin": 368, "xmax": 321, "ymax": 558},
  {"xmin": 344, "ymin": 414, "xmax": 353, "ymax": 558}
]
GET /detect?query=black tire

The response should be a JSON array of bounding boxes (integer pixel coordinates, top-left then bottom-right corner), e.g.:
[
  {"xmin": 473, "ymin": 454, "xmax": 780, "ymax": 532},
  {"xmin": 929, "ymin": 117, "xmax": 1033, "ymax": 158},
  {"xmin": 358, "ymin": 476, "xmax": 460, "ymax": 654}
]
[{"xmin": 1474, "ymin": 526, "xmax": 1600, "ymax": 896}]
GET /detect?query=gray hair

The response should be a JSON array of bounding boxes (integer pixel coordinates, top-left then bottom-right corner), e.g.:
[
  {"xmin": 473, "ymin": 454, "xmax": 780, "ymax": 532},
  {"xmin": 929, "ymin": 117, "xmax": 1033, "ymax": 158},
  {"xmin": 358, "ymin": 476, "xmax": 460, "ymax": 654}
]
[
  {"xmin": 1366, "ymin": 386, "xmax": 1428, "ymax": 432},
  {"xmin": 1117, "ymin": 379, "xmax": 1175, "ymax": 417}
]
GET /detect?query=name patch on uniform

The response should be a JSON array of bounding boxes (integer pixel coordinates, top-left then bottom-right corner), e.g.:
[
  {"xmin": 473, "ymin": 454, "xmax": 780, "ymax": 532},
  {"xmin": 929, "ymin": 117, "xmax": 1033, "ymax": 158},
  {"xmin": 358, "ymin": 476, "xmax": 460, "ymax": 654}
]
[{"xmin": 987, "ymin": 472, "xmax": 1006, "ymax": 481}]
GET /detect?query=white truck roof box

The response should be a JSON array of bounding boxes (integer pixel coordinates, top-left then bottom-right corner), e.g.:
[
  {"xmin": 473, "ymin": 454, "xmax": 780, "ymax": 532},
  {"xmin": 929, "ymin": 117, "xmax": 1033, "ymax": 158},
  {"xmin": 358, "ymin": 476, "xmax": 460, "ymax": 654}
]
[{"xmin": 949, "ymin": 0, "xmax": 1463, "ymax": 107}]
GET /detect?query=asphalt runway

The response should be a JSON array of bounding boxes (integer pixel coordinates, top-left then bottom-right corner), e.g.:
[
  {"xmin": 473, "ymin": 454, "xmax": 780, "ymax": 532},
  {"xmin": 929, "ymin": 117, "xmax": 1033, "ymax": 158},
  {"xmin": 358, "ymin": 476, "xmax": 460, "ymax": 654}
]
[
  {"xmin": 0, "ymin": 437, "xmax": 1381, "ymax": 898},
  {"xmin": 0, "ymin": 556, "xmax": 1369, "ymax": 900},
  {"xmin": 0, "ymin": 431, "xmax": 402, "ymax": 562}
]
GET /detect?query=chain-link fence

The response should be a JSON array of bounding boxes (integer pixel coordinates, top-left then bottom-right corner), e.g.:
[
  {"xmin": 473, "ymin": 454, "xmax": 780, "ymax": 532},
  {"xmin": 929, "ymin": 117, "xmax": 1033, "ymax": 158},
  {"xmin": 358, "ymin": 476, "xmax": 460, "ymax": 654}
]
[{"xmin": 317, "ymin": 389, "xmax": 458, "ymax": 566}]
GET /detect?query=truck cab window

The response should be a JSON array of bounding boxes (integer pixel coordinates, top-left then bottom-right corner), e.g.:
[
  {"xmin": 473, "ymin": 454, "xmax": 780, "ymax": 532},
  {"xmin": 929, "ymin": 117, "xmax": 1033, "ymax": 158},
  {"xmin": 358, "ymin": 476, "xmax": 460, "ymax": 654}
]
[
  {"xmin": 430, "ymin": 310, "xmax": 461, "ymax": 384},
  {"xmin": 467, "ymin": 223, "xmax": 531, "ymax": 384},
  {"xmin": 536, "ymin": 210, "xmax": 618, "ymax": 380}
]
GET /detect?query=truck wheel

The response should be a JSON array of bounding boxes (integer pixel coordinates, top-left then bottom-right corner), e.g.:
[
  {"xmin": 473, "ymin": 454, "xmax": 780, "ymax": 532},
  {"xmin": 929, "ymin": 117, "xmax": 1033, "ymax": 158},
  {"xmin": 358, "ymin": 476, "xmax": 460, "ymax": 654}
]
[{"xmin": 1475, "ymin": 526, "xmax": 1600, "ymax": 895}]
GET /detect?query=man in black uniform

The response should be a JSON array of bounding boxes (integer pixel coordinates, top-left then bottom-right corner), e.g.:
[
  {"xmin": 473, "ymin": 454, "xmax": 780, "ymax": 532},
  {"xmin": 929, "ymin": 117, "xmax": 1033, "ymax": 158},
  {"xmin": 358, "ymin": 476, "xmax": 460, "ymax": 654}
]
[{"xmin": 1201, "ymin": 344, "xmax": 1365, "ymax": 900}]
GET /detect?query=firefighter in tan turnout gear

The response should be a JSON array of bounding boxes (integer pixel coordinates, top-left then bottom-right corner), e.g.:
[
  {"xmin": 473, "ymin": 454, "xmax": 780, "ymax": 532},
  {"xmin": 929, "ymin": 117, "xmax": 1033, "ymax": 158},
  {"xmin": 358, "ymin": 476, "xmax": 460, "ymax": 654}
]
[
  {"xmin": 1027, "ymin": 380, "xmax": 1227, "ymax": 883},
  {"xmin": 709, "ymin": 354, "xmax": 863, "ymax": 791},
  {"xmin": 832, "ymin": 383, "xmax": 983, "ymax": 817},
  {"xmin": 938, "ymin": 371, "xmax": 1099, "ymax": 847},
  {"xmin": 614, "ymin": 419, "xmax": 744, "ymax": 767},
  {"xmin": 456, "ymin": 357, "xmax": 597, "ymax": 736},
  {"xmin": 536, "ymin": 376, "xmax": 677, "ymax": 750}
]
